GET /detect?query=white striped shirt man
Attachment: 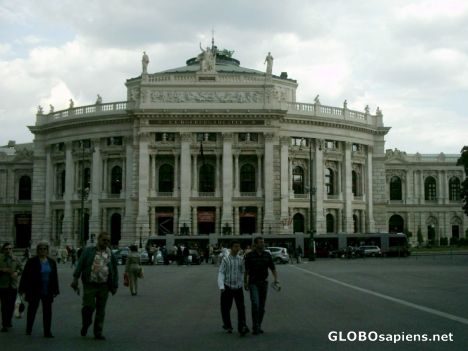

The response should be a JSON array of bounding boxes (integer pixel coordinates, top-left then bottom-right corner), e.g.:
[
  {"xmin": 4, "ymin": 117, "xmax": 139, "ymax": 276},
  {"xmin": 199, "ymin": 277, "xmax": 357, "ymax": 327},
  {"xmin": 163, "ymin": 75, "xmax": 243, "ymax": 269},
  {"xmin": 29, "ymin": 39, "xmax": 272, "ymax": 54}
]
[{"xmin": 217, "ymin": 253, "xmax": 244, "ymax": 290}]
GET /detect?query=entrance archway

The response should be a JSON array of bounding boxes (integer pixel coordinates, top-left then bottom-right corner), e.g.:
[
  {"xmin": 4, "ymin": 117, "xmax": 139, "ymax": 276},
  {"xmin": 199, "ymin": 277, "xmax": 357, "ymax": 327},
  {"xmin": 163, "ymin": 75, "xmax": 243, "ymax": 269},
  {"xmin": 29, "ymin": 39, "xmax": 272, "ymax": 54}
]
[
  {"xmin": 110, "ymin": 213, "xmax": 121, "ymax": 246},
  {"xmin": 293, "ymin": 213, "xmax": 304, "ymax": 233},
  {"xmin": 388, "ymin": 214, "xmax": 404, "ymax": 233},
  {"xmin": 15, "ymin": 213, "xmax": 31, "ymax": 248},
  {"xmin": 239, "ymin": 207, "xmax": 257, "ymax": 234}
]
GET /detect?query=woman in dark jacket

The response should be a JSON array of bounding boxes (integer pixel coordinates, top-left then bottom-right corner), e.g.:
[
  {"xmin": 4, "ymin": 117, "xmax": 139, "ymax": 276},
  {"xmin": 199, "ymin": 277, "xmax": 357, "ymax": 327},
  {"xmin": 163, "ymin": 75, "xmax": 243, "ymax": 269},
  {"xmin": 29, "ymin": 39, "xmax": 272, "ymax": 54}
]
[{"xmin": 19, "ymin": 241, "xmax": 59, "ymax": 338}]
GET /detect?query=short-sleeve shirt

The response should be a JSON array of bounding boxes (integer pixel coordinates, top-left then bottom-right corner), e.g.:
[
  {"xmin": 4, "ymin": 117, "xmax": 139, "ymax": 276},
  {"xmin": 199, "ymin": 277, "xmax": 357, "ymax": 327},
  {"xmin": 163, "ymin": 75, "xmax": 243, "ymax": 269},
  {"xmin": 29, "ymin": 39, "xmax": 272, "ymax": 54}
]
[
  {"xmin": 245, "ymin": 250, "xmax": 275, "ymax": 283},
  {"xmin": 90, "ymin": 249, "xmax": 111, "ymax": 284}
]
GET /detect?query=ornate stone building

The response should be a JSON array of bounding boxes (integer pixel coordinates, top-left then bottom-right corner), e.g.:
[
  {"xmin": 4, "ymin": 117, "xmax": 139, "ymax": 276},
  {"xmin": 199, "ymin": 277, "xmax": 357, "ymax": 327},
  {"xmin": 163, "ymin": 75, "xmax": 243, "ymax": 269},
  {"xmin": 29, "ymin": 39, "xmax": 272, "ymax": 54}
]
[{"xmin": 0, "ymin": 45, "xmax": 466, "ymax": 249}]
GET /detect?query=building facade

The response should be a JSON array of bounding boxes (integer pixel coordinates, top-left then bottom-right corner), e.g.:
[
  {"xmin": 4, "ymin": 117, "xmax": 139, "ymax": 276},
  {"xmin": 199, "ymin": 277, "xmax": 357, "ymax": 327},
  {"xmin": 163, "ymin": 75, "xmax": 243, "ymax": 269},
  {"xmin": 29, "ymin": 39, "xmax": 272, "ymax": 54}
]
[{"xmin": 0, "ymin": 46, "xmax": 466, "ymax": 249}]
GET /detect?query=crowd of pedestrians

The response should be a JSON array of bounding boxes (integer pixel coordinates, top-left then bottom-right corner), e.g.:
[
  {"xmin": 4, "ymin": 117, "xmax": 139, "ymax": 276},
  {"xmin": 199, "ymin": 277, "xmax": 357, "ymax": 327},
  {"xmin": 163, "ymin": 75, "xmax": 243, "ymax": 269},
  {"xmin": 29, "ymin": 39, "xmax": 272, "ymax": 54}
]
[{"xmin": 1, "ymin": 234, "xmax": 280, "ymax": 340}]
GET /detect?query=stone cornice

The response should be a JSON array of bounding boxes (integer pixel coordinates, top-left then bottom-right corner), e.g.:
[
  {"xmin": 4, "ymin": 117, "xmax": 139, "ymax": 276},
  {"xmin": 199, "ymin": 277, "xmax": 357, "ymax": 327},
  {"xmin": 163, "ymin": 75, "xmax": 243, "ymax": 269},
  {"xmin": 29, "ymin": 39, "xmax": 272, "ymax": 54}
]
[{"xmin": 280, "ymin": 117, "xmax": 389, "ymax": 135}]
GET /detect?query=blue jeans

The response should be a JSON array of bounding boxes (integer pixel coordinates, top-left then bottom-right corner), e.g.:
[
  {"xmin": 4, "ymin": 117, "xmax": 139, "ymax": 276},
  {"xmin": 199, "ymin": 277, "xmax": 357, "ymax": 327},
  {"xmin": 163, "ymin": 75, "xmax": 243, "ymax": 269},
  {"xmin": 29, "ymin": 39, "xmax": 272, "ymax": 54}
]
[{"xmin": 249, "ymin": 281, "xmax": 268, "ymax": 331}]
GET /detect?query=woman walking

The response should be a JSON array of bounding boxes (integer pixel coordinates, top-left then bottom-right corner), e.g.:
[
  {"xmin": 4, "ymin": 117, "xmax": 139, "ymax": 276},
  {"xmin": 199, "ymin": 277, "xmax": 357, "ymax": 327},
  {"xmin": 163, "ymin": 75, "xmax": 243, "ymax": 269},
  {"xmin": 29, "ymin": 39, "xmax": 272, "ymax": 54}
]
[
  {"xmin": 19, "ymin": 241, "xmax": 59, "ymax": 338},
  {"xmin": 125, "ymin": 245, "xmax": 142, "ymax": 296}
]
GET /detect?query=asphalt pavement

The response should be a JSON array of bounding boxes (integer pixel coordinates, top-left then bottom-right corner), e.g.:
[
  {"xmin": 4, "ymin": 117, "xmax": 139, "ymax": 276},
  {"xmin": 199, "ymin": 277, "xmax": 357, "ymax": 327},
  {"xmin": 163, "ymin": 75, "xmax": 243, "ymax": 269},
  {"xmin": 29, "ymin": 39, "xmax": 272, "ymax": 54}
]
[{"xmin": 1, "ymin": 255, "xmax": 467, "ymax": 351}]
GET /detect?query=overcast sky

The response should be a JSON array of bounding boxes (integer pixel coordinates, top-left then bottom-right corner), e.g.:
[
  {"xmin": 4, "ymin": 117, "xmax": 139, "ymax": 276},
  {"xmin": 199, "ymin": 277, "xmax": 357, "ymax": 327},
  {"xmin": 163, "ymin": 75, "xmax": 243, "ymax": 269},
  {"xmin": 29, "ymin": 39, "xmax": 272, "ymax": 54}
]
[{"xmin": 0, "ymin": 0, "xmax": 467, "ymax": 154}]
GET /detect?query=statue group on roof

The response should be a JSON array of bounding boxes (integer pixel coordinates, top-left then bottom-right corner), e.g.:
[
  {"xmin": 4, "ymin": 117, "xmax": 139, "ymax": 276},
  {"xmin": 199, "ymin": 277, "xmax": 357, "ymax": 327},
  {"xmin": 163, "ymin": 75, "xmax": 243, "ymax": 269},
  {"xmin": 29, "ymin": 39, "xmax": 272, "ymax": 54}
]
[{"xmin": 198, "ymin": 44, "xmax": 216, "ymax": 73}]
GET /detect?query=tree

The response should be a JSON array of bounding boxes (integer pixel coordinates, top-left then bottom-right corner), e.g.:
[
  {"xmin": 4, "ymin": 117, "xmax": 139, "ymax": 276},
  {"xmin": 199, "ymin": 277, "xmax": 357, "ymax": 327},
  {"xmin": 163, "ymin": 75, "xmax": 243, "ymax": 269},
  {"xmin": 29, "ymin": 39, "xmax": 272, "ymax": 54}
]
[{"xmin": 456, "ymin": 146, "xmax": 468, "ymax": 216}]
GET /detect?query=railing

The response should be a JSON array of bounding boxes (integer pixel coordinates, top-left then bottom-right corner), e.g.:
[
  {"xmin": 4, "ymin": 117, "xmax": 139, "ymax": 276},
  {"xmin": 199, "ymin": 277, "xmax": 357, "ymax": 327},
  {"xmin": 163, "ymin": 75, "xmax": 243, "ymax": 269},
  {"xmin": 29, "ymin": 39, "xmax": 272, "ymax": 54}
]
[
  {"xmin": 286, "ymin": 102, "xmax": 373, "ymax": 126},
  {"xmin": 41, "ymin": 101, "xmax": 129, "ymax": 122},
  {"xmin": 198, "ymin": 192, "xmax": 215, "ymax": 197},
  {"xmin": 240, "ymin": 192, "xmax": 257, "ymax": 197},
  {"xmin": 156, "ymin": 192, "xmax": 173, "ymax": 197},
  {"xmin": 293, "ymin": 193, "xmax": 309, "ymax": 199}
]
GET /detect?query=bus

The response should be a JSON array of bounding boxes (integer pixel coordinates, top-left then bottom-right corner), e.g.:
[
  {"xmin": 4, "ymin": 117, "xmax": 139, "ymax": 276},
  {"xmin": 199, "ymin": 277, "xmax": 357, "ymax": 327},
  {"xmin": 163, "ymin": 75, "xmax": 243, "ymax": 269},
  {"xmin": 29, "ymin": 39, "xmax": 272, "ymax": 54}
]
[{"xmin": 313, "ymin": 233, "xmax": 410, "ymax": 258}]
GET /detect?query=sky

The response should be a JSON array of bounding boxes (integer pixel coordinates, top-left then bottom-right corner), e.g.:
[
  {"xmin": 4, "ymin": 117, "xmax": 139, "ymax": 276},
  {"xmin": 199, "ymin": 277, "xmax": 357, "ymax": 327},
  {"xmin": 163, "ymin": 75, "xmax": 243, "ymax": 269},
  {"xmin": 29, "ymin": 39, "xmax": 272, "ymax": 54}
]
[{"xmin": 0, "ymin": 0, "xmax": 467, "ymax": 154}]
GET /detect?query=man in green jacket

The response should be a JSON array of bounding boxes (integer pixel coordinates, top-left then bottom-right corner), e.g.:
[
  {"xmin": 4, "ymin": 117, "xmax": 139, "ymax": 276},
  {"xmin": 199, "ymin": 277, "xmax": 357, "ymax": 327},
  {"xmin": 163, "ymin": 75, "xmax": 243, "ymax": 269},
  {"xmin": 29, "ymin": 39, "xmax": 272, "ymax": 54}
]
[{"xmin": 71, "ymin": 232, "xmax": 118, "ymax": 340}]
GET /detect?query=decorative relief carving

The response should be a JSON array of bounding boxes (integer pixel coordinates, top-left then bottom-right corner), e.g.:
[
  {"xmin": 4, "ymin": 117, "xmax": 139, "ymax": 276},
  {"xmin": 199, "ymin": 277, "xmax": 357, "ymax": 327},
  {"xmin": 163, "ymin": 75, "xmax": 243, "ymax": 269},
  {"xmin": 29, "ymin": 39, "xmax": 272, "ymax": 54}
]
[
  {"xmin": 324, "ymin": 160, "xmax": 337, "ymax": 171},
  {"xmin": 423, "ymin": 171, "xmax": 438, "ymax": 179},
  {"xmin": 180, "ymin": 133, "xmax": 193, "ymax": 142},
  {"xmin": 386, "ymin": 169, "xmax": 406, "ymax": 182},
  {"xmin": 149, "ymin": 90, "xmax": 264, "ymax": 104},
  {"xmin": 385, "ymin": 148, "xmax": 408, "ymax": 161}
]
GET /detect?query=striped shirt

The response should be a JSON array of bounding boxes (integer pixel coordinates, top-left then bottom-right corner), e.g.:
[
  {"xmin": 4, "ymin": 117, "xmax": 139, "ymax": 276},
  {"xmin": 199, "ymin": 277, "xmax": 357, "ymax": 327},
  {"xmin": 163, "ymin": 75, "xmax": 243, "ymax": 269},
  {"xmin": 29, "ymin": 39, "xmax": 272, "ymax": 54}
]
[{"xmin": 217, "ymin": 254, "xmax": 244, "ymax": 290}]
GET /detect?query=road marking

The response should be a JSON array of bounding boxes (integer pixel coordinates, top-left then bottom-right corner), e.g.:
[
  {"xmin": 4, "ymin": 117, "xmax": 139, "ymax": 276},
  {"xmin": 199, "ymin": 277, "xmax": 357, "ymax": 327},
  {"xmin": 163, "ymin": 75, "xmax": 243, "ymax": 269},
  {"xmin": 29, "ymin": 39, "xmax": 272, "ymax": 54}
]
[{"xmin": 291, "ymin": 265, "xmax": 468, "ymax": 326}]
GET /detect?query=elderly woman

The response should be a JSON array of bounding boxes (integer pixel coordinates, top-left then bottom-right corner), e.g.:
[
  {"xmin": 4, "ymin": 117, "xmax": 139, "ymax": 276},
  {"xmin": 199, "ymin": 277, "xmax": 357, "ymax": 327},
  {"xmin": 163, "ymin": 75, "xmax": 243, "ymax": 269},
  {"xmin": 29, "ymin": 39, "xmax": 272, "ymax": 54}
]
[
  {"xmin": 125, "ymin": 245, "xmax": 142, "ymax": 296},
  {"xmin": 19, "ymin": 241, "xmax": 59, "ymax": 338}
]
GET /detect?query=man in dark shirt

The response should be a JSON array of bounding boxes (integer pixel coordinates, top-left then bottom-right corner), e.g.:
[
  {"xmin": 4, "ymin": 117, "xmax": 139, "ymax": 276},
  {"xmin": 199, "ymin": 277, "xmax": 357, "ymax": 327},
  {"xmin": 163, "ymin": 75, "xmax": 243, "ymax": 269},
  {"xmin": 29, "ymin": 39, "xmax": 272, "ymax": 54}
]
[{"xmin": 244, "ymin": 237, "xmax": 279, "ymax": 335}]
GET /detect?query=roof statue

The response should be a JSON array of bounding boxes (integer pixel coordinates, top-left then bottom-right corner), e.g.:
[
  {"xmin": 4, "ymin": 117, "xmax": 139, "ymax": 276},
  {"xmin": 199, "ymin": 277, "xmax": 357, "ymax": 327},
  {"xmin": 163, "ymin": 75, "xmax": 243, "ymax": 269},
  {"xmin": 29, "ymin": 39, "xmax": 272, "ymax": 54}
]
[
  {"xmin": 37, "ymin": 105, "xmax": 43, "ymax": 115},
  {"xmin": 376, "ymin": 106, "xmax": 382, "ymax": 116},
  {"xmin": 96, "ymin": 94, "xmax": 102, "ymax": 105},
  {"xmin": 343, "ymin": 99, "xmax": 348, "ymax": 109},
  {"xmin": 264, "ymin": 52, "xmax": 273, "ymax": 75},
  {"xmin": 365, "ymin": 104, "xmax": 370, "ymax": 114},
  {"xmin": 314, "ymin": 94, "xmax": 321, "ymax": 104},
  {"xmin": 142, "ymin": 51, "xmax": 149, "ymax": 74},
  {"xmin": 69, "ymin": 99, "xmax": 74, "ymax": 109},
  {"xmin": 49, "ymin": 104, "xmax": 54, "ymax": 113},
  {"xmin": 198, "ymin": 43, "xmax": 216, "ymax": 73}
]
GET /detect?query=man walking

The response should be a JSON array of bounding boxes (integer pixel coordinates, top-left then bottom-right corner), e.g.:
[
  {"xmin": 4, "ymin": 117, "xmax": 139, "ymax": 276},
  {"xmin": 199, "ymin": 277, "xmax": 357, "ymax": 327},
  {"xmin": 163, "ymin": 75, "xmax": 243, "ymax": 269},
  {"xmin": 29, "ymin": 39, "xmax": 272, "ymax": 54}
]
[
  {"xmin": 244, "ymin": 237, "xmax": 279, "ymax": 335},
  {"xmin": 217, "ymin": 241, "xmax": 249, "ymax": 336},
  {"xmin": 71, "ymin": 232, "xmax": 118, "ymax": 340},
  {"xmin": 0, "ymin": 243, "xmax": 22, "ymax": 332}
]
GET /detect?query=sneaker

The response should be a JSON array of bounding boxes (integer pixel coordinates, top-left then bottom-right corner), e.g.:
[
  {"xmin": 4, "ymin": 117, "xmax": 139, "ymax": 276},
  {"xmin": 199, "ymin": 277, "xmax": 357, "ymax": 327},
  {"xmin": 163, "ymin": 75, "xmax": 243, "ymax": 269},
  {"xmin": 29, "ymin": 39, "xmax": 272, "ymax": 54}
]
[
  {"xmin": 222, "ymin": 325, "xmax": 233, "ymax": 334},
  {"xmin": 44, "ymin": 333, "xmax": 54, "ymax": 338},
  {"xmin": 94, "ymin": 334, "xmax": 106, "ymax": 340},
  {"xmin": 252, "ymin": 329, "xmax": 260, "ymax": 335},
  {"xmin": 80, "ymin": 326, "xmax": 88, "ymax": 337},
  {"xmin": 239, "ymin": 327, "xmax": 250, "ymax": 336},
  {"xmin": 259, "ymin": 328, "xmax": 264, "ymax": 334}
]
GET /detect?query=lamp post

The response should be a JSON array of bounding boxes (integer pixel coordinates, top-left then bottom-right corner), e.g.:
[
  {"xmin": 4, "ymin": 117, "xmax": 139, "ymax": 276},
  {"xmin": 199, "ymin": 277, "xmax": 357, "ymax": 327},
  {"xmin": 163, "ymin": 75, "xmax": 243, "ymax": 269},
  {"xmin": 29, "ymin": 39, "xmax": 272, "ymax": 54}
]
[
  {"xmin": 308, "ymin": 138, "xmax": 316, "ymax": 261},
  {"xmin": 79, "ymin": 141, "xmax": 93, "ymax": 248}
]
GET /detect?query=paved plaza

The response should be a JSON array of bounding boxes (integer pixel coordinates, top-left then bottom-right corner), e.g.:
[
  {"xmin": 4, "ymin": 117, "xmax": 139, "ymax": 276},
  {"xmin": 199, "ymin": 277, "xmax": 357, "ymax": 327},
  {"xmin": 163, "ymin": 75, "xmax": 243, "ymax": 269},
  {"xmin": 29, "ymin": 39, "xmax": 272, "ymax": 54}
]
[{"xmin": 1, "ymin": 255, "xmax": 467, "ymax": 351}]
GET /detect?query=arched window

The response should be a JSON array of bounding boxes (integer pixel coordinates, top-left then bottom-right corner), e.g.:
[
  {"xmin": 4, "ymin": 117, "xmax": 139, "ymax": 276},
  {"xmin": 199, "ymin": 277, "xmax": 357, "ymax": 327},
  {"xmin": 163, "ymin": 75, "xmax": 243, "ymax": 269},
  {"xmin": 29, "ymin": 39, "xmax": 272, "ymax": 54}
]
[
  {"xmin": 325, "ymin": 168, "xmax": 334, "ymax": 195},
  {"xmin": 326, "ymin": 213, "xmax": 335, "ymax": 233},
  {"xmin": 240, "ymin": 164, "xmax": 256, "ymax": 192},
  {"xmin": 80, "ymin": 167, "xmax": 91, "ymax": 191},
  {"xmin": 158, "ymin": 164, "xmax": 174, "ymax": 192},
  {"xmin": 353, "ymin": 214, "xmax": 358, "ymax": 233},
  {"xmin": 389, "ymin": 214, "xmax": 404, "ymax": 233},
  {"xmin": 18, "ymin": 175, "xmax": 31, "ymax": 200},
  {"xmin": 390, "ymin": 176, "xmax": 402, "ymax": 200},
  {"xmin": 352, "ymin": 171, "xmax": 359, "ymax": 196},
  {"xmin": 110, "ymin": 166, "xmax": 122, "ymax": 194},
  {"xmin": 293, "ymin": 213, "xmax": 305, "ymax": 233},
  {"xmin": 199, "ymin": 164, "xmax": 215, "ymax": 192},
  {"xmin": 449, "ymin": 177, "xmax": 461, "ymax": 201},
  {"xmin": 293, "ymin": 166, "xmax": 304, "ymax": 194},
  {"xmin": 425, "ymin": 177, "xmax": 437, "ymax": 200}
]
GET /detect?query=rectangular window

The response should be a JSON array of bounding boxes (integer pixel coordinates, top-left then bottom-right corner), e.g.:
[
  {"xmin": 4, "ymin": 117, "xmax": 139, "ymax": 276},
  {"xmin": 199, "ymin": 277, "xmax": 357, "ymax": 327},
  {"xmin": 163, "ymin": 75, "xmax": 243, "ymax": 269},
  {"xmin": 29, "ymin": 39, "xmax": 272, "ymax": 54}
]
[
  {"xmin": 325, "ymin": 140, "xmax": 336, "ymax": 150},
  {"xmin": 107, "ymin": 137, "xmax": 123, "ymax": 146},
  {"xmin": 156, "ymin": 133, "xmax": 176, "ymax": 141},
  {"xmin": 291, "ymin": 137, "xmax": 308, "ymax": 147},
  {"xmin": 197, "ymin": 133, "xmax": 216, "ymax": 142}
]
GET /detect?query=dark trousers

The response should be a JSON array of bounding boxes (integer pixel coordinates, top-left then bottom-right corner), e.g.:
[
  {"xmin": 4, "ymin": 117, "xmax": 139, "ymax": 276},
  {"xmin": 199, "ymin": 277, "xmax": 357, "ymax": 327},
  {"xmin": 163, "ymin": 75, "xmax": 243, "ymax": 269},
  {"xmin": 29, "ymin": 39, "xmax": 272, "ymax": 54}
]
[
  {"xmin": 0, "ymin": 287, "xmax": 17, "ymax": 328},
  {"xmin": 82, "ymin": 283, "xmax": 109, "ymax": 336},
  {"xmin": 220, "ymin": 286, "xmax": 247, "ymax": 332},
  {"xmin": 249, "ymin": 281, "xmax": 268, "ymax": 331},
  {"xmin": 26, "ymin": 295, "xmax": 53, "ymax": 335}
]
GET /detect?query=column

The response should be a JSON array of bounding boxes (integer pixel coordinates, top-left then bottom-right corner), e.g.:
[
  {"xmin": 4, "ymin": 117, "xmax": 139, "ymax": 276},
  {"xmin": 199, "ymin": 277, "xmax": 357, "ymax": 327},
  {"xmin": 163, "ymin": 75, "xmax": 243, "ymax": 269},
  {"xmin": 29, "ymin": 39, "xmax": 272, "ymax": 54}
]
[
  {"xmin": 234, "ymin": 206, "xmax": 239, "ymax": 235},
  {"xmin": 149, "ymin": 154, "xmax": 155, "ymax": 197},
  {"xmin": 366, "ymin": 146, "xmax": 375, "ymax": 232},
  {"xmin": 90, "ymin": 140, "xmax": 101, "ymax": 236},
  {"xmin": 215, "ymin": 206, "xmax": 221, "ymax": 235},
  {"xmin": 43, "ymin": 147, "xmax": 52, "ymax": 241},
  {"xmin": 179, "ymin": 133, "xmax": 192, "ymax": 230},
  {"xmin": 234, "ymin": 152, "xmax": 240, "ymax": 196},
  {"xmin": 289, "ymin": 157, "xmax": 294, "ymax": 197},
  {"xmin": 343, "ymin": 142, "xmax": 353, "ymax": 232},
  {"xmin": 123, "ymin": 139, "xmax": 134, "ymax": 241},
  {"xmin": 256, "ymin": 152, "xmax": 263, "ymax": 197},
  {"xmin": 420, "ymin": 171, "xmax": 425, "ymax": 204},
  {"xmin": 256, "ymin": 207, "xmax": 263, "ymax": 235},
  {"xmin": 280, "ymin": 137, "xmax": 289, "ymax": 233},
  {"xmin": 173, "ymin": 207, "xmax": 179, "ymax": 235},
  {"xmin": 314, "ymin": 139, "xmax": 325, "ymax": 233},
  {"xmin": 337, "ymin": 162, "xmax": 343, "ymax": 200},
  {"xmin": 221, "ymin": 133, "xmax": 233, "ymax": 228},
  {"xmin": 263, "ymin": 133, "xmax": 274, "ymax": 228},
  {"xmin": 215, "ymin": 153, "xmax": 221, "ymax": 197},
  {"xmin": 173, "ymin": 152, "xmax": 179, "ymax": 196},
  {"xmin": 192, "ymin": 153, "xmax": 198, "ymax": 196},
  {"xmin": 137, "ymin": 132, "xmax": 150, "ymax": 235},
  {"xmin": 337, "ymin": 209, "xmax": 342, "ymax": 233},
  {"xmin": 438, "ymin": 171, "xmax": 444, "ymax": 205},
  {"xmin": 192, "ymin": 207, "xmax": 197, "ymax": 236},
  {"xmin": 150, "ymin": 206, "xmax": 155, "ymax": 236},
  {"xmin": 102, "ymin": 158, "xmax": 107, "ymax": 196},
  {"xmin": 62, "ymin": 142, "xmax": 74, "ymax": 245}
]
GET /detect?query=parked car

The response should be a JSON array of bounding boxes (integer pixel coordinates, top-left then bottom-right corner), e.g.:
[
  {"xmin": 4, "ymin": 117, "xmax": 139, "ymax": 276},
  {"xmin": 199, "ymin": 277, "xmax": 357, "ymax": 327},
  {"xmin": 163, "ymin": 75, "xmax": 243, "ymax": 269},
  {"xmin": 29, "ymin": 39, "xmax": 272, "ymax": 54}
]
[
  {"xmin": 357, "ymin": 245, "xmax": 381, "ymax": 257},
  {"xmin": 139, "ymin": 250, "xmax": 150, "ymax": 264},
  {"xmin": 112, "ymin": 247, "xmax": 130, "ymax": 265},
  {"xmin": 267, "ymin": 247, "xmax": 290, "ymax": 264},
  {"xmin": 188, "ymin": 249, "xmax": 202, "ymax": 265}
]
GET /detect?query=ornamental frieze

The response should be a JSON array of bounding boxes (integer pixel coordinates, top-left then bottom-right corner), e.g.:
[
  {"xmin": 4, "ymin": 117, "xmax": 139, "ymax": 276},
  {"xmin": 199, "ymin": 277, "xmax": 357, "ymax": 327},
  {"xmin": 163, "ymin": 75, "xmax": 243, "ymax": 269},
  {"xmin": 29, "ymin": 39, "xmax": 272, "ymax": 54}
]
[
  {"xmin": 386, "ymin": 169, "xmax": 406, "ymax": 181},
  {"xmin": 148, "ymin": 90, "xmax": 265, "ymax": 104}
]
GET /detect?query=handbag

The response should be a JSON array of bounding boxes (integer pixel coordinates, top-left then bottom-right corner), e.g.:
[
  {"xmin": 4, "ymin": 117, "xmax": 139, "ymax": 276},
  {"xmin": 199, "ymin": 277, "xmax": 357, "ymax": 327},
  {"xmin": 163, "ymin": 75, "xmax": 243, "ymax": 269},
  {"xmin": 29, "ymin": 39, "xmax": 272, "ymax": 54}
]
[
  {"xmin": 14, "ymin": 294, "xmax": 25, "ymax": 318},
  {"xmin": 123, "ymin": 272, "xmax": 129, "ymax": 287}
]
